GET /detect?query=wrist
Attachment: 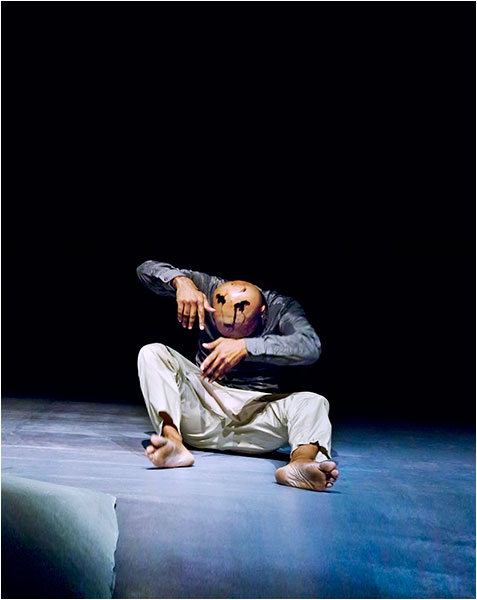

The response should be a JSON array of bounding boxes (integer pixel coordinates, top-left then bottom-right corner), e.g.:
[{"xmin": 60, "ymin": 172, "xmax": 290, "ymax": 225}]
[{"xmin": 172, "ymin": 276, "xmax": 193, "ymax": 290}]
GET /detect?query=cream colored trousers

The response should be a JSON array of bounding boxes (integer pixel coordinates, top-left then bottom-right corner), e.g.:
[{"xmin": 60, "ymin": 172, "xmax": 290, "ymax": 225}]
[{"xmin": 138, "ymin": 343, "xmax": 332, "ymax": 462}]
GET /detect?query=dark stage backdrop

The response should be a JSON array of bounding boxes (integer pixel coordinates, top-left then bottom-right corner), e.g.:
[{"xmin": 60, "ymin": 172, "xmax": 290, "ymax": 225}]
[
  {"xmin": 2, "ymin": 5, "xmax": 475, "ymax": 426},
  {"xmin": 2, "ymin": 213, "xmax": 474, "ymax": 425}
]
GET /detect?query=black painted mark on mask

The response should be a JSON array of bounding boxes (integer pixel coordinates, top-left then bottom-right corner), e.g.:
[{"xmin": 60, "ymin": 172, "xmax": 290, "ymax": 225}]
[
  {"xmin": 216, "ymin": 294, "xmax": 226, "ymax": 305},
  {"xmin": 233, "ymin": 300, "xmax": 250, "ymax": 327}
]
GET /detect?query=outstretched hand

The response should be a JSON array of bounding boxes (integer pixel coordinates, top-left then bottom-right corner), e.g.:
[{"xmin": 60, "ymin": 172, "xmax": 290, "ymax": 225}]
[{"xmin": 200, "ymin": 337, "xmax": 248, "ymax": 383}]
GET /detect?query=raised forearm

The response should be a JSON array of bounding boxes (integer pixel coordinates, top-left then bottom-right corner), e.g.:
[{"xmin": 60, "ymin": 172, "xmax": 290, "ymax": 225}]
[
  {"xmin": 245, "ymin": 332, "xmax": 321, "ymax": 366},
  {"xmin": 137, "ymin": 261, "xmax": 187, "ymax": 296}
]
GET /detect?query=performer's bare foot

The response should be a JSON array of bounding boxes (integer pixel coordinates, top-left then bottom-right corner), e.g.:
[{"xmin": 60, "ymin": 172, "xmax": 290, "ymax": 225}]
[
  {"xmin": 145, "ymin": 432, "xmax": 195, "ymax": 468},
  {"xmin": 275, "ymin": 444, "xmax": 339, "ymax": 492},
  {"xmin": 275, "ymin": 459, "xmax": 339, "ymax": 491}
]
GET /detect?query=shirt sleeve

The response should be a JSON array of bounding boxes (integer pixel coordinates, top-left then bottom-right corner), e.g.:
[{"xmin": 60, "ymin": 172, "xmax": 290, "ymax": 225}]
[
  {"xmin": 245, "ymin": 298, "xmax": 322, "ymax": 366},
  {"xmin": 136, "ymin": 260, "xmax": 223, "ymax": 297}
]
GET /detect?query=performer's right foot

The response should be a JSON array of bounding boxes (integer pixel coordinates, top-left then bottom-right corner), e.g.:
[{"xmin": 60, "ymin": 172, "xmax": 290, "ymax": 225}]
[{"xmin": 145, "ymin": 433, "xmax": 195, "ymax": 468}]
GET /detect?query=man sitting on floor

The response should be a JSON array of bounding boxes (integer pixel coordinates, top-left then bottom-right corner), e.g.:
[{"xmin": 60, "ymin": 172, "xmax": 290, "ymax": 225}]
[{"xmin": 136, "ymin": 261, "xmax": 339, "ymax": 492}]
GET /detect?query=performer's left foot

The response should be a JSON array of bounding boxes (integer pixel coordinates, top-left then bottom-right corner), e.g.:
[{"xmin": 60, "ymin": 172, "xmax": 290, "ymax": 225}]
[{"xmin": 275, "ymin": 460, "xmax": 339, "ymax": 491}]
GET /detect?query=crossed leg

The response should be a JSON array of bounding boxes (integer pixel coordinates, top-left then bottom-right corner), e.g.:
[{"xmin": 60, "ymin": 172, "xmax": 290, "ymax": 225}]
[{"xmin": 139, "ymin": 344, "xmax": 339, "ymax": 491}]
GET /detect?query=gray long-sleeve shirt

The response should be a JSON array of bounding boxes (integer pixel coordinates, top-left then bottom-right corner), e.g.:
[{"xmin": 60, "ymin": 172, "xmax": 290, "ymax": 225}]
[{"xmin": 137, "ymin": 261, "xmax": 322, "ymax": 392}]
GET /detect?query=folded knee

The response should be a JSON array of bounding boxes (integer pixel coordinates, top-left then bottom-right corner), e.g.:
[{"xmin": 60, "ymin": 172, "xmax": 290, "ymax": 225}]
[
  {"xmin": 297, "ymin": 392, "xmax": 329, "ymax": 412},
  {"xmin": 138, "ymin": 343, "xmax": 168, "ymax": 364}
]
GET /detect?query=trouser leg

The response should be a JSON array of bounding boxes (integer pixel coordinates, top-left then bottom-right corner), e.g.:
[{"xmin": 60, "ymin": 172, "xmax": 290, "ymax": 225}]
[
  {"xmin": 137, "ymin": 343, "xmax": 223, "ymax": 443},
  {"xmin": 283, "ymin": 392, "xmax": 332, "ymax": 461},
  {"xmin": 220, "ymin": 391, "xmax": 332, "ymax": 462},
  {"xmin": 138, "ymin": 344, "xmax": 332, "ymax": 461},
  {"xmin": 137, "ymin": 343, "xmax": 184, "ymax": 435}
]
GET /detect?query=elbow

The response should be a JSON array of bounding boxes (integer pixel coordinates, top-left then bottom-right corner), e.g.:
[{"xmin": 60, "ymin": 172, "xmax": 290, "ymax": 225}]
[
  {"xmin": 313, "ymin": 345, "xmax": 322, "ymax": 363},
  {"xmin": 136, "ymin": 264, "xmax": 145, "ymax": 282},
  {"xmin": 137, "ymin": 260, "xmax": 154, "ymax": 279},
  {"xmin": 286, "ymin": 333, "xmax": 322, "ymax": 366},
  {"xmin": 137, "ymin": 261, "xmax": 153, "ymax": 285},
  {"xmin": 303, "ymin": 337, "xmax": 321, "ymax": 365},
  {"xmin": 306, "ymin": 346, "xmax": 321, "ymax": 365}
]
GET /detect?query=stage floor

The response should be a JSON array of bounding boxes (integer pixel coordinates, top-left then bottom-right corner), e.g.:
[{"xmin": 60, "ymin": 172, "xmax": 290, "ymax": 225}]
[{"xmin": 2, "ymin": 396, "xmax": 475, "ymax": 599}]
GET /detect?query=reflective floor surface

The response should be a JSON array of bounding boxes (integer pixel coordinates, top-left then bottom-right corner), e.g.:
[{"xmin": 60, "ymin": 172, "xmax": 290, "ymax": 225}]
[{"xmin": 2, "ymin": 397, "xmax": 475, "ymax": 599}]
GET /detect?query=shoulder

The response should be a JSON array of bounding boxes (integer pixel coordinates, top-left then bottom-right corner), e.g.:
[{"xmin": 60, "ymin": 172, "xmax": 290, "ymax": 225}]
[{"xmin": 262, "ymin": 289, "xmax": 301, "ymax": 315}]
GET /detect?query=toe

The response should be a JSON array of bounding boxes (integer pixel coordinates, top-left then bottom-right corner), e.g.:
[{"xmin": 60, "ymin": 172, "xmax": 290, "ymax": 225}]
[
  {"xmin": 150, "ymin": 435, "xmax": 167, "ymax": 448},
  {"xmin": 318, "ymin": 460, "xmax": 337, "ymax": 473}
]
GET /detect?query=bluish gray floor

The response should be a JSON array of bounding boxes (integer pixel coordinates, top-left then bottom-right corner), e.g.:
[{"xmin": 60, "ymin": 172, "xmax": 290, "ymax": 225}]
[{"xmin": 1, "ymin": 397, "xmax": 475, "ymax": 599}]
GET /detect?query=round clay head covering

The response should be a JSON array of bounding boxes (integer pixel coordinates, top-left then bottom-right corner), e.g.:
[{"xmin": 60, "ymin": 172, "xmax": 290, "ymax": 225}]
[{"xmin": 212, "ymin": 280, "xmax": 264, "ymax": 339}]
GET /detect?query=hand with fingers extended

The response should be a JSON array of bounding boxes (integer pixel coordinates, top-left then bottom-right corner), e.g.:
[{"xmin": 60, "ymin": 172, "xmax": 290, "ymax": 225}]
[
  {"xmin": 172, "ymin": 276, "xmax": 216, "ymax": 330},
  {"xmin": 200, "ymin": 337, "xmax": 248, "ymax": 383}
]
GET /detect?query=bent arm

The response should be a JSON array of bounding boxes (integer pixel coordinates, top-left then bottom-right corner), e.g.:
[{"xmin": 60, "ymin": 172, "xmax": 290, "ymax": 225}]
[
  {"xmin": 136, "ymin": 261, "xmax": 222, "ymax": 297},
  {"xmin": 245, "ymin": 299, "xmax": 322, "ymax": 366}
]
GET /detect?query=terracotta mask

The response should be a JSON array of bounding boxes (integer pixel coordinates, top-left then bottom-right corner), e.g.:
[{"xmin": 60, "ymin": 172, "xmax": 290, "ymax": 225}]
[{"xmin": 212, "ymin": 280, "xmax": 264, "ymax": 339}]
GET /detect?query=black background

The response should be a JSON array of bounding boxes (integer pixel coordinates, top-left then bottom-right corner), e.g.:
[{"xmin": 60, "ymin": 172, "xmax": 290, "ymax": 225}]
[{"xmin": 2, "ymin": 5, "xmax": 475, "ymax": 426}]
